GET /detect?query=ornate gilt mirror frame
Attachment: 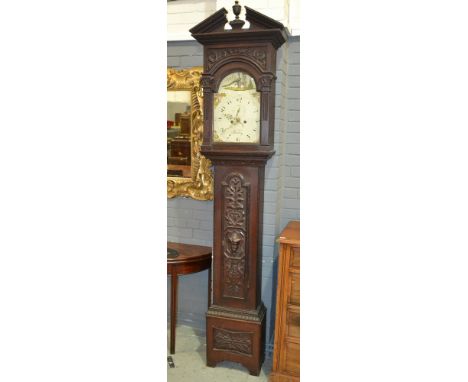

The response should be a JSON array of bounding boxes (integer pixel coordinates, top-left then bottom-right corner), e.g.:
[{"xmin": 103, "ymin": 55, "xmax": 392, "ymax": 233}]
[{"xmin": 167, "ymin": 66, "xmax": 213, "ymax": 200}]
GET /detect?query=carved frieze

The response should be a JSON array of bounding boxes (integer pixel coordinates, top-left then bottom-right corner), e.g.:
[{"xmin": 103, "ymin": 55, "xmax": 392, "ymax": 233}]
[
  {"xmin": 207, "ymin": 303, "xmax": 266, "ymax": 322},
  {"xmin": 221, "ymin": 173, "xmax": 249, "ymax": 299},
  {"xmin": 213, "ymin": 327, "xmax": 253, "ymax": 356},
  {"xmin": 207, "ymin": 47, "xmax": 267, "ymax": 71}
]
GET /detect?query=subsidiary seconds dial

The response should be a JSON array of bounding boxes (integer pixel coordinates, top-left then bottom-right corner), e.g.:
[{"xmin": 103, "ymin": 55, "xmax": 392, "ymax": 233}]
[{"xmin": 213, "ymin": 72, "xmax": 260, "ymax": 144}]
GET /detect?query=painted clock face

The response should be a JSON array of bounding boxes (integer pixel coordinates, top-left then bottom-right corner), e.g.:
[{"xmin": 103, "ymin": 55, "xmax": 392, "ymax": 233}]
[{"xmin": 213, "ymin": 72, "xmax": 260, "ymax": 143}]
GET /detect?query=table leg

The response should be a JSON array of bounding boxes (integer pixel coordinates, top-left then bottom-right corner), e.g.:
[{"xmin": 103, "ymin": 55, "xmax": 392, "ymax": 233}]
[{"xmin": 170, "ymin": 271, "xmax": 178, "ymax": 354}]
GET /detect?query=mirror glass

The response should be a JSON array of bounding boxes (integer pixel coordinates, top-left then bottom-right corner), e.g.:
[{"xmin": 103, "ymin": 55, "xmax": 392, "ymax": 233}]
[{"xmin": 167, "ymin": 90, "xmax": 191, "ymax": 178}]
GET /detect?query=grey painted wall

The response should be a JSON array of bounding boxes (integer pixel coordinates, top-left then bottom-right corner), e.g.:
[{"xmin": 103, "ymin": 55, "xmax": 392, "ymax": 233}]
[
  {"xmin": 167, "ymin": 37, "xmax": 300, "ymax": 356},
  {"xmin": 167, "ymin": 42, "xmax": 213, "ymax": 335}
]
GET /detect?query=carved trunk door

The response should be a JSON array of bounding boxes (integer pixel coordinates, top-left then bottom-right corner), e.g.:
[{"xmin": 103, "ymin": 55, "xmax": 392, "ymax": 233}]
[
  {"xmin": 213, "ymin": 165, "xmax": 262, "ymax": 311},
  {"xmin": 221, "ymin": 172, "xmax": 249, "ymax": 300}
]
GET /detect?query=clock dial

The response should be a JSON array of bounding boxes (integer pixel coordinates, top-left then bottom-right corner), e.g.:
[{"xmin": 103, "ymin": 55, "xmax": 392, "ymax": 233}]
[{"xmin": 213, "ymin": 72, "xmax": 260, "ymax": 143}]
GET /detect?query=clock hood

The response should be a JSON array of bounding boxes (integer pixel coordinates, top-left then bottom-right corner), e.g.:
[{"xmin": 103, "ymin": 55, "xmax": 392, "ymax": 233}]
[{"xmin": 190, "ymin": 5, "xmax": 287, "ymax": 50}]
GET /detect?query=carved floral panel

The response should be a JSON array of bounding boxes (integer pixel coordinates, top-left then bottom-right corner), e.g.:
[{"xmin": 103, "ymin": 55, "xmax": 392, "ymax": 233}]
[
  {"xmin": 213, "ymin": 327, "xmax": 253, "ymax": 356},
  {"xmin": 221, "ymin": 173, "xmax": 249, "ymax": 299}
]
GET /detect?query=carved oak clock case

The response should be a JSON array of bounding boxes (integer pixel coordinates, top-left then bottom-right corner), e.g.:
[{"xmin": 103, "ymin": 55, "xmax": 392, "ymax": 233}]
[{"xmin": 190, "ymin": 2, "xmax": 286, "ymax": 376}]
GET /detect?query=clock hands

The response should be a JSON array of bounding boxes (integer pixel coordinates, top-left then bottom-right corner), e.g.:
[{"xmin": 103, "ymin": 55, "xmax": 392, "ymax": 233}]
[
  {"xmin": 222, "ymin": 107, "xmax": 243, "ymax": 129},
  {"xmin": 230, "ymin": 107, "xmax": 242, "ymax": 128},
  {"xmin": 223, "ymin": 108, "xmax": 240, "ymax": 118}
]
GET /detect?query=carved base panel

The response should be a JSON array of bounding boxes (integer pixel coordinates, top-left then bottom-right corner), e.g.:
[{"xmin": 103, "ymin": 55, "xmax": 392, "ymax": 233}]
[{"xmin": 206, "ymin": 304, "xmax": 266, "ymax": 376}]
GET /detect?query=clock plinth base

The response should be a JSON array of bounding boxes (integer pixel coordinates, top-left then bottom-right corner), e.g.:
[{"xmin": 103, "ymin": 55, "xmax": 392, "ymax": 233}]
[{"xmin": 206, "ymin": 303, "xmax": 266, "ymax": 376}]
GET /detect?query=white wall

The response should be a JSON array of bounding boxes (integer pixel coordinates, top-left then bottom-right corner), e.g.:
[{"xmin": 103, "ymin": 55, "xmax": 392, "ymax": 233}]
[
  {"xmin": 167, "ymin": 0, "xmax": 300, "ymax": 41},
  {"xmin": 167, "ymin": 0, "xmax": 218, "ymax": 41}
]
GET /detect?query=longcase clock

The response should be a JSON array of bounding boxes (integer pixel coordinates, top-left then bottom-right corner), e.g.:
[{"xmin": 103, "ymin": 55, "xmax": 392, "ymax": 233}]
[{"xmin": 190, "ymin": 1, "xmax": 287, "ymax": 376}]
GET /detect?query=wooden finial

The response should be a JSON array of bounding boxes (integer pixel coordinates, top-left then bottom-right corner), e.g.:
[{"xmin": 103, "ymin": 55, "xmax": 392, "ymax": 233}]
[
  {"xmin": 229, "ymin": 1, "xmax": 245, "ymax": 29},
  {"xmin": 233, "ymin": 1, "xmax": 241, "ymax": 18}
]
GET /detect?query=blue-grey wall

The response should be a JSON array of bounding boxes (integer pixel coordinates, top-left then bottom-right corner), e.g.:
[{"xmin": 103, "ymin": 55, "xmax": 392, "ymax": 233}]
[{"xmin": 167, "ymin": 36, "xmax": 300, "ymax": 356}]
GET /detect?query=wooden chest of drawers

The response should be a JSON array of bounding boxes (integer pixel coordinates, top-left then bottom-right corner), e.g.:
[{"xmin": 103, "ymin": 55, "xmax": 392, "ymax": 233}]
[{"xmin": 270, "ymin": 221, "xmax": 300, "ymax": 382}]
